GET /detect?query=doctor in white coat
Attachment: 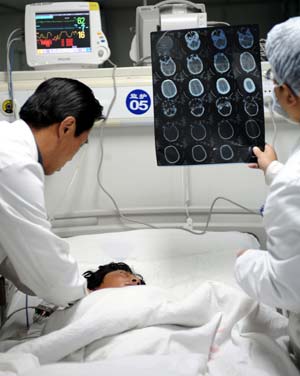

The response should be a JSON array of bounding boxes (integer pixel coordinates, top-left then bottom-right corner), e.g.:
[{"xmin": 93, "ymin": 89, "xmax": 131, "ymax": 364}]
[
  {"xmin": 234, "ymin": 17, "xmax": 300, "ymax": 365},
  {"xmin": 0, "ymin": 77, "xmax": 103, "ymax": 307}
]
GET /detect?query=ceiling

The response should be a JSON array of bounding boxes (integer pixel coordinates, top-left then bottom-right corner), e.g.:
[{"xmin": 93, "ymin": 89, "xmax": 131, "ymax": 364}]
[
  {"xmin": 0, "ymin": 0, "xmax": 158, "ymax": 13},
  {"xmin": 0, "ymin": 0, "xmax": 289, "ymax": 14}
]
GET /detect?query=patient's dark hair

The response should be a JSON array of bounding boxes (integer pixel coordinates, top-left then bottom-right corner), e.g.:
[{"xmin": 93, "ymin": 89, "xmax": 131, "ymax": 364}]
[{"xmin": 83, "ymin": 262, "xmax": 146, "ymax": 290}]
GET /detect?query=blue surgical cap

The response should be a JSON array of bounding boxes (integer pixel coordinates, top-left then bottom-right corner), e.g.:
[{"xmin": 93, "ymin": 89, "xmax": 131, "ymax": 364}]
[{"xmin": 266, "ymin": 17, "xmax": 300, "ymax": 95}]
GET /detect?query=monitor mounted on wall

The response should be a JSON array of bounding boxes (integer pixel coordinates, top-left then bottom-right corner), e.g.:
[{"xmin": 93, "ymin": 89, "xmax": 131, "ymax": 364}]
[{"xmin": 25, "ymin": 2, "xmax": 110, "ymax": 69}]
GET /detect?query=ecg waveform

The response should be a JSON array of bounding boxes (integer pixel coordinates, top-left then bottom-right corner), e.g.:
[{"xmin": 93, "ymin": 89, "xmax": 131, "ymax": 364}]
[
  {"xmin": 36, "ymin": 13, "xmax": 90, "ymax": 49},
  {"xmin": 37, "ymin": 31, "xmax": 81, "ymax": 48}
]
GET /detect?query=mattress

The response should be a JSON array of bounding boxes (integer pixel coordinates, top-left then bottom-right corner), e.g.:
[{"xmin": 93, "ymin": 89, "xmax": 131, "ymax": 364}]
[{"xmin": 65, "ymin": 228, "xmax": 260, "ymax": 298}]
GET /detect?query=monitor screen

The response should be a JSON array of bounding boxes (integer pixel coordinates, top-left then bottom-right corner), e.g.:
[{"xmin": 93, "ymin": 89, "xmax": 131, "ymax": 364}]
[
  {"xmin": 25, "ymin": 2, "xmax": 110, "ymax": 69},
  {"xmin": 36, "ymin": 11, "xmax": 91, "ymax": 54}
]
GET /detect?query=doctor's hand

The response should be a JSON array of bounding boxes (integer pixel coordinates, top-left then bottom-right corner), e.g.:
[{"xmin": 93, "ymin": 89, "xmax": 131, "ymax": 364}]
[{"xmin": 248, "ymin": 144, "xmax": 277, "ymax": 173}]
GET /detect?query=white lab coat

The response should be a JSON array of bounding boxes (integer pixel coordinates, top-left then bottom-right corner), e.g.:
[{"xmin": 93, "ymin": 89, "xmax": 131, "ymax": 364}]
[
  {"xmin": 235, "ymin": 147, "xmax": 300, "ymax": 313},
  {"xmin": 0, "ymin": 119, "xmax": 87, "ymax": 307}
]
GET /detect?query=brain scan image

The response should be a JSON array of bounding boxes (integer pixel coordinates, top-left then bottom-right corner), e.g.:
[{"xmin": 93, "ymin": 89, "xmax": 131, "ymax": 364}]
[
  {"xmin": 218, "ymin": 120, "xmax": 234, "ymax": 140},
  {"xmin": 244, "ymin": 97, "xmax": 259, "ymax": 116},
  {"xmin": 220, "ymin": 144, "xmax": 234, "ymax": 160},
  {"xmin": 213, "ymin": 52, "xmax": 230, "ymax": 73},
  {"xmin": 184, "ymin": 31, "xmax": 201, "ymax": 51},
  {"xmin": 216, "ymin": 77, "xmax": 231, "ymax": 95},
  {"xmin": 192, "ymin": 145, "xmax": 207, "ymax": 162},
  {"xmin": 190, "ymin": 123, "xmax": 207, "ymax": 141},
  {"xmin": 240, "ymin": 52, "xmax": 256, "ymax": 73},
  {"xmin": 161, "ymin": 100, "xmax": 177, "ymax": 117},
  {"xmin": 211, "ymin": 29, "xmax": 227, "ymax": 50},
  {"xmin": 189, "ymin": 98, "xmax": 205, "ymax": 117},
  {"xmin": 163, "ymin": 124, "xmax": 179, "ymax": 142},
  {"xmin": 156, "ymin": 34, "xmax": 174, "ymax": 55},
  {"xmin": 188, "ymin": 78, "xmax": 204, "ymax": 97},
  {"xmin": 237, "ymin": 27, "xmax": 254, "ymax": 49},
  {"xmin": 161, "ymin": 79, "xmax": 177, "ymax": 99},
  {"xmin": 151, "ymin": 24, "xmax": 264, "ymax": 165},
  {"xmin": 186, "ymin": 54, "xmax": 203, "ymax": 75},
  {"xmin": 216, "ymin": 97, "xmax": 232, "ymax": 117},
  {"xmin": 160, "ymin": 56, "xmax": 176, "ymax": 76},
  {"xmin": 243, "ymin": 78, "xmax": 256, "ymax": 93},
  {"xmin": 164, "ymin": 145, "xmax": 180, "ymax": 164},
  {"xmin": 245, "ymin": 119, "xmax": 261, "ymax": 138}
]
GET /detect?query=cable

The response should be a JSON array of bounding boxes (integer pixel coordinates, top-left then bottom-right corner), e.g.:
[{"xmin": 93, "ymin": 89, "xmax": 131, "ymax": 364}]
[
  {"xmin": 268, "ymin": 101, "xmax": 278, "ymax": 148},
  {"xmin": 133, "ymin": 55, "xmax": 151, "ymax": 66},
  {"xmin": 6, "ymin": 28, "xmax": 24, "ymax": 120},
  {"xmin": 182, "ymin": 167, "xmax": 193, "ymax": 229},
  {"xmin": 95, "ymin": 59, "xmax": 262, "ymax": 233},
  {"xmin": 7, "ymin": 37, "xmax": 23, "ymax": 117},
  {"xmin": 207, "ymin": 21, "xmax": 230, "ymax": 26},
  {"xmin": 96, "ymin": 59, "xmax": 156, "ymax": 229},
  {"xmin": 25, "ymin": 294, "xmax": 29, "ymax": 330},
  {"xmin": 177, "ymin": 196, "xmax": 260, "ymax": 235},
  {"xmin": 115, "ymin": 196, "xmax": 260, "ymax": 235},
  {"xmin": 48, "ymin": 59, "xmax": 154, "ymax": 229},
  {"xmin": 48, "ymin": 145, "xmax": 89, "ymax": 222},
  {"xmin": 154, "ymin": 0, "xmax": 205, "ymax": 10},
  {"xmin": 0, "ymin": 306, "xmax": 36, "ymax": 330},
  {"xmin": 263, "ymin": 84, "xmax": 277, "ymax": 148}
]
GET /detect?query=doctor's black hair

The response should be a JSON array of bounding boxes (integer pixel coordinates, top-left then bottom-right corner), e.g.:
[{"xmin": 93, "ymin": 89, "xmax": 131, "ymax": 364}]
[
  {"xmin": 19, "ymin": 77, "xmax": 104, "ymax": 136},
  {"xmin": 83, "ymin": 262, "xmax": 146, "ymax": 290}
]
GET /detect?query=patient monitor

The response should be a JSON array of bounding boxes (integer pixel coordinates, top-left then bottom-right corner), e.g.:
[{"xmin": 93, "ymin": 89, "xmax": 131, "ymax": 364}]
[
  {"xmin": 130, "ymin": 0, "xmax": 207, "ymax": 65},
  {"xmin": 25, "ymin": 2, "xmax": 110, "ymax": 69}
]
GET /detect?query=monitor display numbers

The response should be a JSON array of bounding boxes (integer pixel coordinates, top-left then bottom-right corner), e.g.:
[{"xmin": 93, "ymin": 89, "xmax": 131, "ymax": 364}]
[{"xmin": 36, "ymin": 11, "xmax": 91, "ymax": 53}]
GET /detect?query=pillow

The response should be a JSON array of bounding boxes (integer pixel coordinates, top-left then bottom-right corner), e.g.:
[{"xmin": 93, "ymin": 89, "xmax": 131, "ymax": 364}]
[{"xmin": 66, "ymin": 229, "xmax": 260, "ymax": 295}]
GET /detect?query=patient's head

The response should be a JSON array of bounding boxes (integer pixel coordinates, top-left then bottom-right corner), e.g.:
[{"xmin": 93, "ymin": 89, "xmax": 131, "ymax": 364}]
[{"xmin": 83, "ymin": 262, "xmax": 146, "ymax": 290}]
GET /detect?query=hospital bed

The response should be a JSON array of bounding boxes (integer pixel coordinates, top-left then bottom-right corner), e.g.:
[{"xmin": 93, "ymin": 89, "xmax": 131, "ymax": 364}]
[
  {"xmin": 1, "ymin": 228, "xmax": 299, "ymax": 376},
  {"xmin": 1, "ymin": 61, "xmax": 299, "ymax": 375}
]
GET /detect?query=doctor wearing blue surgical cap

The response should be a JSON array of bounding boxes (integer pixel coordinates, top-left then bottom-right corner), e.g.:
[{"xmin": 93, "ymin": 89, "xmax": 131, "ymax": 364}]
[{"xmin": 234, "ymin": 17, "xmax": 300, "ymax": 366}]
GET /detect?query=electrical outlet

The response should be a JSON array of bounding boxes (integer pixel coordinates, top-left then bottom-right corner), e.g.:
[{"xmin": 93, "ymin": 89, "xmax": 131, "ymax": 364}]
[
  {"xmin": 0, "ymin": 94, "xmax": 14, "ymax": 120},
  {"xmin": 261, "ymin": 61, "xmax": 273, "ymax": 107},
  {"xmin": 263, "ymin": 79, "xmax": 273, "ymax": 107}
]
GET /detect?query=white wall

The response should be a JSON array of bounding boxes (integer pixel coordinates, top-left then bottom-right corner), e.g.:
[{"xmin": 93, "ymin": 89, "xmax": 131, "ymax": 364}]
[
  {"xmin": 0, "ymin": 67, "xmax": 298, "ymax": 245},
  {"xmin": 44, "ymin": 112, "xmax": 295, "ymax": 245}
]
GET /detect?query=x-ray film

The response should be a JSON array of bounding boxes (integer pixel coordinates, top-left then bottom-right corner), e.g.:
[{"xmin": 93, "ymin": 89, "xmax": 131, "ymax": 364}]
[{"xmin": 151, "ymin": 24, "xmax": 265, "ymax": 166}]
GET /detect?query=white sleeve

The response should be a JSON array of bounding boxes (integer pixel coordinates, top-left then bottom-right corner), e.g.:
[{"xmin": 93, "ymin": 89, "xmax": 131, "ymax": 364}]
[
  {"xmin": 0, "ymin": 161, "xmax": 87, "ymax": 307},
  {"xmin": 235, "ymin": 178, "xmax": 300, "ymax": 313},
  {"xmin": 264, "ymin": 160, "xmax": 283, "ymax": 186},
  {"xmin": 234, "ymin": 249, "xmax": 277, "ymax": 307}
]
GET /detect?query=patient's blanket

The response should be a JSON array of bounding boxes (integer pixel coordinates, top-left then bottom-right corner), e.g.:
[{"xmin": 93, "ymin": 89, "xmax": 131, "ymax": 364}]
[{"xmin": 8, "ymin": 282, "xmax": 299, "ymax": 375}]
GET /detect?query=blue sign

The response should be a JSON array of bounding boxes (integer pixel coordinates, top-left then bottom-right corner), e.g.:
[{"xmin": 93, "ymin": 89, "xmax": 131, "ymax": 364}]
[{"xmin": 126, "ymin": 89, "xmax": 151, "ymax": 115}]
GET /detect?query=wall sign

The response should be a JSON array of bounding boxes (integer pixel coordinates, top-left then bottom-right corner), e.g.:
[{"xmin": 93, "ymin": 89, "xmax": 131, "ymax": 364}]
[{"xmin": 126, "ymin": 89, "xmax": 151, "ymax": 115}]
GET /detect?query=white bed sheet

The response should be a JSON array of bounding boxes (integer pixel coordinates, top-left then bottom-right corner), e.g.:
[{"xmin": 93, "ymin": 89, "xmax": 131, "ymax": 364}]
[
  {"xmin": 8, "ymin": 281, "xmax": 299, "ymax": 376},
  {"xmin": 3, "ymin": 228, "xmax": 253, "ymax": 340},
  {"xmin": 1, "ymin": 229, "xmax": 298, "ymax": 375},
  {"xmin": 65, "ymin": 228, "xmax": 261, "ymax": 297}
]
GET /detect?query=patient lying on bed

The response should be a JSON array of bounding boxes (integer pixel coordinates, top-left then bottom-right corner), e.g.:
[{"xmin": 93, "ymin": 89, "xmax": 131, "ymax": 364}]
[
  {"xmin": 28, "ymin": 263, "xmax": 145, "ymax": 336},
  {"xmin": 83, "ymin": 262, "xmax": 146, "ymax": 290}
]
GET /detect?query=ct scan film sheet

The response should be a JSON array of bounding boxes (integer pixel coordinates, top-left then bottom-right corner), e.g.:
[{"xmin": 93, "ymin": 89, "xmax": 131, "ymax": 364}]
[{"xmin": 151, "ymin": 24, "xmax": 265, "ymax": 166}]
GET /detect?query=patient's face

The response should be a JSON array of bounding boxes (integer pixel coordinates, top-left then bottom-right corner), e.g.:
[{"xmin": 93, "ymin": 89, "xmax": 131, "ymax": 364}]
[{"xmin": 99, "ymin": 270, "xmax": 143, "ymax": 289}]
